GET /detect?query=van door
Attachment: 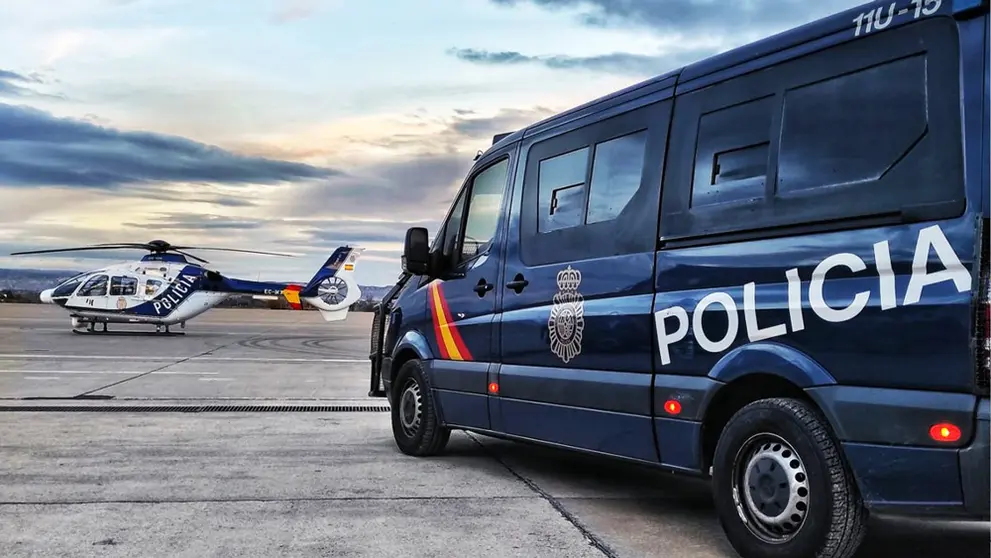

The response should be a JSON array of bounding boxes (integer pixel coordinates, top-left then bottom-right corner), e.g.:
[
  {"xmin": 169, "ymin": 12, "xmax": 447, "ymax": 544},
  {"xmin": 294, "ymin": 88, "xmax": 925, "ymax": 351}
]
[
  {"xmin": 495, "ymin": 97, "xmax": 673, "ymax": 463},
  {"xmin": 416, "ymin": 146, "xmax": 515, "ymax": 431}
]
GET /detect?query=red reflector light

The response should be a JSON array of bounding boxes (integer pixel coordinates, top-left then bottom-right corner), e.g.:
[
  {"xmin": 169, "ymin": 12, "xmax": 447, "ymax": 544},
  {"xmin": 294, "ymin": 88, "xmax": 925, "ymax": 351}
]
[
  {"xmin": 664, "ymin": 400, "xmax": 682, "ymax": 415},
  {"xmin": 929, "ymin": 423, "xmax": 961, "ymax": 443},
  {"xmin": 488, "ymin": 382, "xmax": 499, "ymax": 394}
]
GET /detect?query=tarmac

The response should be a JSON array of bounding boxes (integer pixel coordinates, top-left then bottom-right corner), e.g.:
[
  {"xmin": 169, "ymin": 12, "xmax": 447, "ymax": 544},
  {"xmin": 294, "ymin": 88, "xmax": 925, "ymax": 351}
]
[{"xmin": 0, "ymin": 304, "xmax": 987, "ymax": 557}]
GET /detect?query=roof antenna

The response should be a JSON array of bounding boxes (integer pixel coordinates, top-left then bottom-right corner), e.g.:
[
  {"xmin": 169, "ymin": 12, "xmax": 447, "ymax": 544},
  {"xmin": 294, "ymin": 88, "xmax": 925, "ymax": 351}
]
[{"xmin": 473, "ymin": 149, "xmax": 483, "ymax": 161}]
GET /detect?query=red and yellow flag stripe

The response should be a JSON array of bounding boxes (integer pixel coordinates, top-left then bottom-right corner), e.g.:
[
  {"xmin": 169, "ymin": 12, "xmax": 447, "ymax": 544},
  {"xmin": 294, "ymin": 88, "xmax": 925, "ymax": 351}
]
[
  {"xmin": 282, "ymin": 285, "xmax": 302, "ymax": 310},
  {"xmin": 428, "ymin": 281, "xmax": 472, "ymax": 361}
]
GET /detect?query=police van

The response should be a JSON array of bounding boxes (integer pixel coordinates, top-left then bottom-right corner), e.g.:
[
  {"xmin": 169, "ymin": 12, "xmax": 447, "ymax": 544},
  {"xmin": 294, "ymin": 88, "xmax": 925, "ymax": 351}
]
[{"xmin": 367, "ymin": 0, "xmax": 990, "ymax": 556}]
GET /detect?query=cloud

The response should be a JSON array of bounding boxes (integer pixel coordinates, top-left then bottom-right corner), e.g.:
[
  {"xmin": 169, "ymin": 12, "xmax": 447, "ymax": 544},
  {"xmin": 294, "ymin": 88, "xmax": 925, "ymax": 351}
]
[
  {"xmin": 0, "ymin": 105, "xmax": 557, "ymax": 284},
  {"xmin": 468, "ymin": 1, "xmax": 864, "ymax": 77},
  {"xmin": 488, "ymin": 0, "xmax": 859, "ymax": 35},
  {"xmin": 0, "ymin": 69, "xmax": 63, "ymax": 100},
  {"xmin": 448, "ymin": 47, "xmax": 712, "ymax": 76},
  {"xmin": 0, "ymin": 101, "xmax": 342, "ymax": 189}
]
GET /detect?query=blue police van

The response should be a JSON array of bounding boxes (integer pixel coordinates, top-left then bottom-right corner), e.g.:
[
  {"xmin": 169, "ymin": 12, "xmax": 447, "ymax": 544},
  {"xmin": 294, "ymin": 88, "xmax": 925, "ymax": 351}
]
[{"xmin": 367, "ymin": 1, "xmax": 990, "ymax": 556}]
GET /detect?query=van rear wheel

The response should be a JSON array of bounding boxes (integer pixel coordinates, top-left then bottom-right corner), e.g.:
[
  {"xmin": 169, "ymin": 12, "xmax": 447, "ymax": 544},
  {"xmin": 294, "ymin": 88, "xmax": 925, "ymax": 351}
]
[
  {"xmin": 391, "ymin": 359, "xmax": 450, "ymax": 456},
  {"xmin": 711, "ymin": 397, "xmax": 867, "ymax": 558}
]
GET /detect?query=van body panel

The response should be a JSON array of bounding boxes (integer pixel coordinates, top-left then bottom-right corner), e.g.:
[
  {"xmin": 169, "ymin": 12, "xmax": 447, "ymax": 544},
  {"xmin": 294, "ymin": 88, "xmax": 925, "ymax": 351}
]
[{"xmin": 652, "ymin": 218, "xmax": 978, "ymax": 393}]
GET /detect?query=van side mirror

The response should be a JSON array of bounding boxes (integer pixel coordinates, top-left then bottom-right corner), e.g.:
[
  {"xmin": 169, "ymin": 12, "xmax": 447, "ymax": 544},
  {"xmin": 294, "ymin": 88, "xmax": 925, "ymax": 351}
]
[{"xmin": 401, "ymin": 227, "xmax": 430, "ymax": 275}]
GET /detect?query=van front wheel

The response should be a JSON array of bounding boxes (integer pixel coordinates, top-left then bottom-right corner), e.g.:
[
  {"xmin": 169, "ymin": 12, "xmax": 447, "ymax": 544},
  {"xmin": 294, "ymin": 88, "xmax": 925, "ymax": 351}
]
[
  {"xmin": 711, "ymin": 397, "xmax": 867, "ymax": 558},
  {"xmin": 391, "ymin": 359, "xmax": 450, "ymax": 456}
]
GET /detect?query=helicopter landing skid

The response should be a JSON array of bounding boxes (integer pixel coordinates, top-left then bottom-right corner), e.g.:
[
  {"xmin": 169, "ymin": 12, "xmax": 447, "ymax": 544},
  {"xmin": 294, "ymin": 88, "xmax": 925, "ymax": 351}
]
[
  {"xmin": 71, "ymin": 328, "xmax": 186, "ymax": 336},
  {"xmin": 70, "ymin": 320, "xmax": 185, "ymax": 336}
]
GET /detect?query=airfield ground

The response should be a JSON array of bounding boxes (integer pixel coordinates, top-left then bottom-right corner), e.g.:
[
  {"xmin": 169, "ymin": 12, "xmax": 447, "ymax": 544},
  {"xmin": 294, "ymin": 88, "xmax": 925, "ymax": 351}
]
[{"xmin": 0, "ymin": 304, "xmax": 987, "ymax": 557}]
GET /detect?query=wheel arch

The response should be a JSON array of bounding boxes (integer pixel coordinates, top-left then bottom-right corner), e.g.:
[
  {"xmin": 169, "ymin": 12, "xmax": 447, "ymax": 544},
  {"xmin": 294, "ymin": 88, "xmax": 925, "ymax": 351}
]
[
  {"xmin": 700, "ymin": 342, "xmax": 839, "ymax": 475},
  {"xmin": 390, "ymin": 329, "xmax": 434, "ymax": 393}
]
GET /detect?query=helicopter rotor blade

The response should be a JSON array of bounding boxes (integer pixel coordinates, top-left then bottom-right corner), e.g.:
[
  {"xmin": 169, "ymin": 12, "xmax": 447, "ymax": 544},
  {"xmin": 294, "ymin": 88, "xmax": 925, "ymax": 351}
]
[
  {"xmin": 171, "ymin": 249, "xmax": 210, "ymax": 264},
  {"xmin": 91, "ymin": 243, "xmax": 157, "ymax": 249},
  {"xmin": 9, "ymin": 245, "xmax": 142, "ymax": 256},
  {"xmin": 171, "ymin": 246, "xmax": 297, "ymax": 257}
]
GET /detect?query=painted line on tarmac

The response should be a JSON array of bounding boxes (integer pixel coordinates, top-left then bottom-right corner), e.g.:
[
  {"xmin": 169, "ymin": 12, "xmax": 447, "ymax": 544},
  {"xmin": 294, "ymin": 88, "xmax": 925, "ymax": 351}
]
[
  {"xmin": 0, "ymin": 369, "xmax": 219, "ymax": 375},
  {"xmin": 0, "ymin": 354, "xmax": 366, "ymax": 363}
]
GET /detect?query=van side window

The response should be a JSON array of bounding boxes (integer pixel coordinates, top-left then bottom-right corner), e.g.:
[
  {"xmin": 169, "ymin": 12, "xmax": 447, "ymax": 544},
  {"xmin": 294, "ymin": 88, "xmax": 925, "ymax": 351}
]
[
  {"xmin": 461, "ymin": 158, "xmax": 509, "ymax": 261},
  {"xmin": 519, "ymin": 100, "xmax": 672, "ymax": 266},
  {"xmin": 660, "ymin": 17, "xmax": 964, "ymax": 244},
  {"xmin": 777, "ymin": 55, "xmax": 926, "ymax": 195},
  {"xmin": 440, "ymin": 188, "xmax": 467, "ymax": 259},
  {"xmin": 587, "ymin": 130, "xmax": 649, "ymax": 223},
  {"xmin": 538, "ymin": 147, "xmax": 589, "ymax": 233},
  {"xmin": 692, "ymin": 97, "xmax": 773, "ymax": 208}
]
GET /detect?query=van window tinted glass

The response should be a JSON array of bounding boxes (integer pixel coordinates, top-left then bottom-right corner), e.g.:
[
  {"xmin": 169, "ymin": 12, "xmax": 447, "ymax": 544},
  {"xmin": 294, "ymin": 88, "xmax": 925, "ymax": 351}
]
[
  {"xmin": 659, "ymin": 18, "xmax": 964, "ymax": 242},
  {"xmin": 538, "ymin": 147, "xmax": 589, "ymax": 233},
  {"xmin": 461, "ymin": 158, "xmax": 509, "ymax": 261},
  {"xmin": 692, "ymin": 96, "xmax": 773, "ymax": 208},
  {"xmin": 778, "ymin": 55, "xmax": 926, "ymax": 194},
  {"xmin": 441, "ymin": 188, "xmax": 467, "ymax": 258},
  {"xmin": 586, "ymin": 131, "xmax": 648, "ymax": 224}
]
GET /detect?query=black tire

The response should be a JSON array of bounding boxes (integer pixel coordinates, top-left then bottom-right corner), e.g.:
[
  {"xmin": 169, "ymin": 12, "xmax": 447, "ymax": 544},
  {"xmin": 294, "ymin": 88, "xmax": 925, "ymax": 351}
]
[
  {"xmin": 391, "ymin": 359, "xmax": 450, "ymax": 456},
  {"xmin": 711, "ymin": 397, "xmax": 867, "ymax": 558}
]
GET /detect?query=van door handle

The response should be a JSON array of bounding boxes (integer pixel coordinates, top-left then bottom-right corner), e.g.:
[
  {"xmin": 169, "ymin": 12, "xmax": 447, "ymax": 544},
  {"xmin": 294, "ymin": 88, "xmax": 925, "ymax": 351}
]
[
  {"xmin": 473, "ymin": 279, "xmax": 494, "ymax": 296},
  {"xmin": 506, "ymin": 274, "xmax": 529, "ymax": 294}
]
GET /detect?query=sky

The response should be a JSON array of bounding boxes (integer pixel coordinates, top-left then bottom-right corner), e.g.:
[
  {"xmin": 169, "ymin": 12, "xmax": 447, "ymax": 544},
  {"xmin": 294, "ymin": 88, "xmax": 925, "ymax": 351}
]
[{"xmin": 0, "ymin": 0, "xmax": 865, "ymax": 286}]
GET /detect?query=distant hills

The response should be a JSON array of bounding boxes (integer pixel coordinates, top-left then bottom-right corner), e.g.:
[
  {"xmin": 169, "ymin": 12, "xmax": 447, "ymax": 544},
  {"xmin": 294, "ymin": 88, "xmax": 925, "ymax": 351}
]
[{"xmin": 0, "ymin": 268, "xmax": 394, "ymax": 306}]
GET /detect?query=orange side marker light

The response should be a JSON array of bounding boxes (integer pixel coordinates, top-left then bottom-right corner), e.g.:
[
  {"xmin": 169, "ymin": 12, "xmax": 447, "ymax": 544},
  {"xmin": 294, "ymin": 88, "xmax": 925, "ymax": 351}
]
[
  {"xmin": 664, "ymin": 399, "xmax": 682, "ymax": 415},
  {"xmin": 929, "ymin": 423, "xmax": 961, "ymax": 443},
  {"xmin": 488, "ymin": 382, "xmax": 499, "ymax": 394}
]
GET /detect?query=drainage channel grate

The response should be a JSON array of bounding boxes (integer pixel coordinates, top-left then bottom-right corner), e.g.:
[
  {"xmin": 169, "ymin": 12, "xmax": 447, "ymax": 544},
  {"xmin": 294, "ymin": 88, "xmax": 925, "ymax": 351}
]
[{"xmin": 0, "ymin": 405, "xmax": 391, "ymax": 413}]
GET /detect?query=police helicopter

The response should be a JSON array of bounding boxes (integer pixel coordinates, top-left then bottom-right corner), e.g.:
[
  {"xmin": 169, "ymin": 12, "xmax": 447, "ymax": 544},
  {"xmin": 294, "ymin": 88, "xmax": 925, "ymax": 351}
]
[{"xmin": 9, "ymin": 240, "xmax": 365, "ymax": 335}]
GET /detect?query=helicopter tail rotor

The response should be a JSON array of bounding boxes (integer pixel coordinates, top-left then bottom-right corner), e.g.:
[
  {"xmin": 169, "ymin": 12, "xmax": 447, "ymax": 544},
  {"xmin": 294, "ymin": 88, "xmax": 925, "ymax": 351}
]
[{"xmin": 298, "ymin": 245, "xmax": 364, "ymax": 322}]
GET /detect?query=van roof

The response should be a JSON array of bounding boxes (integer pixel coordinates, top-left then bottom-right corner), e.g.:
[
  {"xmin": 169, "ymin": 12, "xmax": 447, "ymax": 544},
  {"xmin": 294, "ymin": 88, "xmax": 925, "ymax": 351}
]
[{"xmin": 486, "ymin": 0, "xmax": 967, "ymax": 154}]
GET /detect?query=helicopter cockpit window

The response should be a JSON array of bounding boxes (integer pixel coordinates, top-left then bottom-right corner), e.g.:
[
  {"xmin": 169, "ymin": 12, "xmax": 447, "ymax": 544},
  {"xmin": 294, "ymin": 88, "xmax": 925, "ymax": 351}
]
[
  {"xmin": 77, "ymin": 275, "xmax": 109, "ymax": 297},
  {"xmin": 144, "ymin": 279, "xmax": 163, "ymax": 297},
  {"xmin": 110, "ymin": 276, "xmax": 138, "ymax": 296},
  {"xmin": 51, "ymin": 277, "xmax": 84, "ymax": 298}
]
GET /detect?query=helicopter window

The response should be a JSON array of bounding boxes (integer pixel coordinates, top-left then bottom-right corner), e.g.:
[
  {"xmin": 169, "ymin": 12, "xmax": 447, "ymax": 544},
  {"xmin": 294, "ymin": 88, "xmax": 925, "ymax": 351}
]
[
  {"xmin": 52, "ymin": 278, "xmax": 83, "ymax": 298},
  {"xmin": 144, "ymin": 279, "xmax": 163, "ymax": 297},
  {"xmin": 110, "ymin": 276, "xmax": 138, "ymax": 296},
  {"xmin": 77, "ymin": 275, "xmax": 109, "ymax": 297}
]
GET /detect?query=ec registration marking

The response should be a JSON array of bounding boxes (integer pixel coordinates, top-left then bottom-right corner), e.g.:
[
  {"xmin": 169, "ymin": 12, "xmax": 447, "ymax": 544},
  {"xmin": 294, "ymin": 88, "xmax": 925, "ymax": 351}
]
[{"xmin": 853, "ymin": 0, "xmax": 941, "ymax": 37}]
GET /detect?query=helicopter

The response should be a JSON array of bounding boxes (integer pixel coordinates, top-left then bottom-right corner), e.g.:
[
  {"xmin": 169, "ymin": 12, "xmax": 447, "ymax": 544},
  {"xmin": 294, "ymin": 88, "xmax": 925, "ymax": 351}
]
[{"xmin": 9, "ymin": 239, "xmax": 365, "ymax": 335}]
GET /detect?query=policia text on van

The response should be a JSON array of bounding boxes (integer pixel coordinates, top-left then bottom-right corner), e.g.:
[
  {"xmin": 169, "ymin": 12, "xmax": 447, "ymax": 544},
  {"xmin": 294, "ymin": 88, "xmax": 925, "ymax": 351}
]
[{"xmin": 367, "ymin": 1, "xmax": 991, "ymax": 557}]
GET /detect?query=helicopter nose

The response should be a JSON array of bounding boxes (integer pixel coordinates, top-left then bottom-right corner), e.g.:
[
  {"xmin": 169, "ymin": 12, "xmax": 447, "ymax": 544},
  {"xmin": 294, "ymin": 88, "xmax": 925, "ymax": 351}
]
[{"xmin": 39, "ymin": 289, "xmax": 53, "ymax": 304}]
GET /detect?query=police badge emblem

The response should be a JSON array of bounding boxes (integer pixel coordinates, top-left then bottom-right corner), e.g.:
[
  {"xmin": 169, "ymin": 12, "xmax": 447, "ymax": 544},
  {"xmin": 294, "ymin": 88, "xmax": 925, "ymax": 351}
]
[{"xmin": 548, "ymin": 265, "xmax": 584, "ymax": 363}]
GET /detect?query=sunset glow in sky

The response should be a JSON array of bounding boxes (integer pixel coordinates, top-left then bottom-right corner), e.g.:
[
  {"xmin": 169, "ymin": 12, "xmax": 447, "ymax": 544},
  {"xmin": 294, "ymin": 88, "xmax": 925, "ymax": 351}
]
[{"xmin": 0, "ymin": 0, "xmax": 862, "ymax": 285}]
